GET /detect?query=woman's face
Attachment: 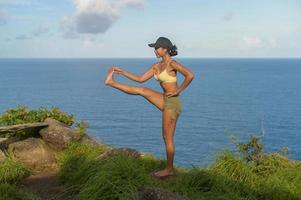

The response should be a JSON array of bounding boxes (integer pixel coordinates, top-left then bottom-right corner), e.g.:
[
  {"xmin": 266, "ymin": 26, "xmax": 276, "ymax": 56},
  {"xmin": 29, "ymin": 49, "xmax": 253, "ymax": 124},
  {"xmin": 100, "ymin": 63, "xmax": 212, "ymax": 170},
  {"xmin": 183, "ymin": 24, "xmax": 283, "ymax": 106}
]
[{"xmin": 154, "ymin": 47, "xmax": 167, "ymax": 57}]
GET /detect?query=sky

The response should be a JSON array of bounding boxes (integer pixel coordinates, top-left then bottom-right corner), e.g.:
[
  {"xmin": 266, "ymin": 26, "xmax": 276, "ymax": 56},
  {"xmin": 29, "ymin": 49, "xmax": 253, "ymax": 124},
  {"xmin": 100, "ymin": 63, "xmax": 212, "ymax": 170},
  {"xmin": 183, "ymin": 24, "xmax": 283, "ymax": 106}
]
[{"xmin": 0, "ymin": 0, "xmax": 300, "ymax": 58}]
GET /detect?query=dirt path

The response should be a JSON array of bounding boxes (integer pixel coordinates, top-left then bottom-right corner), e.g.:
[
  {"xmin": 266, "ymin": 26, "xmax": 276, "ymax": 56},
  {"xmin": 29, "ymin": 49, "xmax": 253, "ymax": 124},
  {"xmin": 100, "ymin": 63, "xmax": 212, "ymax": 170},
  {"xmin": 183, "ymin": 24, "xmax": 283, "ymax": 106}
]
[{"xmin": 18, "ymin": 171, "xmax": 76, "ymax": 200}]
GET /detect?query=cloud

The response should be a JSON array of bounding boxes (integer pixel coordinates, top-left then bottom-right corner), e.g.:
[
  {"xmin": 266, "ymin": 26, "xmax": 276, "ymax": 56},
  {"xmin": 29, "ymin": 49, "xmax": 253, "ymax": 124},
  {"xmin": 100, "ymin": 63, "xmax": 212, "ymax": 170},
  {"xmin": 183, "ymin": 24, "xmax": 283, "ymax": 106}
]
[
  {"xmin": 114, "ymin": 0, "xmax": 144, "ymax": 9},
  {"xmin": 60, "ymin": 16, "xmax": 80, "ymax": 39},
  {"xmin": 0, "ymin": 10, "xmax": 7, "ymax": 25},
  {"xmin": 82, "ymin": 38, "xmax": 103, "ymax": 49},
  {"xmin": 222, "ymin": 12, "xmax": 235, "ymax": 21},
  {"xmin": 60, "ymin": 0, "xmax": 144, "ymax": 38},
  {"xmin": 243, "ymin": 36, "xmax": 263, "ymax": 48},
  {"xmin": 15, "ymin": 34, "xmax": 31, "ymax": 40},
  {"xmin": 268, "ymin": 39, "xmax": 277, "ymax": 48},
  {"xmin": 15, "ymin": 26, "xmax": 50, "ymax": 40},
  {"xmin": 31, "ymin": 26, "xmax": 49, "ymax": 37},
  {"xmin": 241, "ymin": 36, "xmax": 278, "ymax": 49}
]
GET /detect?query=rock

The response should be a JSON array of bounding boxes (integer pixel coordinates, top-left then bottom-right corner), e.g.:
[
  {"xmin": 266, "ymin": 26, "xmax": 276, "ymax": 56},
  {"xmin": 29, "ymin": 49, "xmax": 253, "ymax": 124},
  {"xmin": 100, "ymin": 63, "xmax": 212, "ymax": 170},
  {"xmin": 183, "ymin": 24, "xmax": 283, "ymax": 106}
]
[
  {"xmin": 0, "ymin": 122, "xmax": 48, "ymax": 133},
  {"xmin": 128, "ymin": 187, "xmax": 191, "ymax": 200},
  {"xmin": 39, "ymin": 117, "xmax": 114, "ymax": 151},
  {"xmin": 39, "ymin": 118, "xmax": 77, "ymax": 150},
  {"xmin": 0, "ymin": 149, "xmax": 6, "ymax": 163},
  {"xmin": 0, "ymin": 136, "xmax": 22, "ymax": 151},
  {"xmin": 0, "ymin": 137, "xmax": 7, "ymax": 143},
  {"xmin": 97, "ymin": 147, "xmax": 141, "ymax": 160},
  {"xmin": 79, "ymin": 133, "xmax": 113, "ymax": 150},
  {"xmin": 8, "ymin": 137, "xmax": 57, "ymax": 174}
]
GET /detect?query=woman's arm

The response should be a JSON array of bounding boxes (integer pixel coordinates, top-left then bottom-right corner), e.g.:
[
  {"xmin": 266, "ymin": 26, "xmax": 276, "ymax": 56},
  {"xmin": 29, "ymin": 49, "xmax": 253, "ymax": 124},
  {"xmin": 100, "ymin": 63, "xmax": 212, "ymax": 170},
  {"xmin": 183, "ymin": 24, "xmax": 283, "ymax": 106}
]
[
  {"xmin": 139, "ymin": 64, "xmax": 156, "ymax": 83},
  {"xmin": 120, "ymin": 70, "xmax": 141, "ymax": 82},
  {"xmin": 116, "ymin": 63, "xmax": 156, "ymax": 83},
  {"xmin": 171, "ymin": 60, "xmax": 194, "ymax": 94}
]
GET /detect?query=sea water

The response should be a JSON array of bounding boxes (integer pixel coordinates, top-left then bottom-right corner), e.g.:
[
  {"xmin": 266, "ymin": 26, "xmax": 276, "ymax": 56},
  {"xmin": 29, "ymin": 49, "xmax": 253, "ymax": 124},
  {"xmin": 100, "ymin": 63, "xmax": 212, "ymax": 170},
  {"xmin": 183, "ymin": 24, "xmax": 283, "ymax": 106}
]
[{"xmin": 0, "ymin": 58, "xmax": 300, "ymax": 168}]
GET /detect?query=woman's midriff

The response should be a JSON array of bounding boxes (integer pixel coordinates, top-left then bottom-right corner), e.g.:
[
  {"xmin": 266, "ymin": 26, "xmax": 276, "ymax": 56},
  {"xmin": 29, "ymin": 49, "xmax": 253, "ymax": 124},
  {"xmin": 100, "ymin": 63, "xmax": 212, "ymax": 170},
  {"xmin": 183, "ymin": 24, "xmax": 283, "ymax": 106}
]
[{"xmin": 160, "ymin": 82, "xmax": 178, "ymax": 95}]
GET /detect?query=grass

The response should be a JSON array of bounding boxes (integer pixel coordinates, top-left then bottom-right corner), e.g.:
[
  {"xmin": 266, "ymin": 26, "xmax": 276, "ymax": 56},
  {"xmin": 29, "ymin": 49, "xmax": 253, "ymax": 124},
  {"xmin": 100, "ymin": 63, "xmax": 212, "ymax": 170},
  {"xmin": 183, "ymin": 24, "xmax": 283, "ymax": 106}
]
[
  {"xmin": 0, "ymin": 183, "xmax": 42, "ymax": 200},
  {"xmin": 57, "ymin": 141, "xmax": 106, "ymax": 191},
  {"xmin": 0, "ymin": 152, "xmax": 30, "ymax": 184},
  {"xmin": 0, "ymin": 152, "xmax": 42, "ymax": 200},
  {"xmin": 57, "ymin": 137, "xmax": 301, "ymax": 200},
  {"xmin": 208, "ymin": 150, "xmax": 301, "ymax": 200}
]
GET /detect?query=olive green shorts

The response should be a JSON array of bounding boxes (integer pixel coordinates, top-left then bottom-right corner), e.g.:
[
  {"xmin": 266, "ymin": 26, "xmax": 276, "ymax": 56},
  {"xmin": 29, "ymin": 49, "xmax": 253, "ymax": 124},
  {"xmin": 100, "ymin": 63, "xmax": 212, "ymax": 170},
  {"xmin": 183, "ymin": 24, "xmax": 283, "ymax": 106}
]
[{"xmin": 163, "ymin": 95, "xmax": 182, "ymax": 119}]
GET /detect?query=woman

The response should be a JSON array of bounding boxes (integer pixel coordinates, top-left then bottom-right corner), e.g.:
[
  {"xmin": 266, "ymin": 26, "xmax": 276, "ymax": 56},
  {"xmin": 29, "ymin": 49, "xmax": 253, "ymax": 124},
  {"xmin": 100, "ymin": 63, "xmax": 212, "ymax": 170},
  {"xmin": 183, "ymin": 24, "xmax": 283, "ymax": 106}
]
[{"xmin": 104, "ymin": 36, "xmax": 194, "ymax": 178}]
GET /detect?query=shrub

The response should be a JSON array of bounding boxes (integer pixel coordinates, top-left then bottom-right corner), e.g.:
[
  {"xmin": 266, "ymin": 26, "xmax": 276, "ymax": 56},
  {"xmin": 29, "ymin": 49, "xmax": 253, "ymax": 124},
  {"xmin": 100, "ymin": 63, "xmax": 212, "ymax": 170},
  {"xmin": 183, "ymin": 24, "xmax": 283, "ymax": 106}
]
[{"xmin": 0, "ymin": 104, "xmax": 76, "ymax": 138}]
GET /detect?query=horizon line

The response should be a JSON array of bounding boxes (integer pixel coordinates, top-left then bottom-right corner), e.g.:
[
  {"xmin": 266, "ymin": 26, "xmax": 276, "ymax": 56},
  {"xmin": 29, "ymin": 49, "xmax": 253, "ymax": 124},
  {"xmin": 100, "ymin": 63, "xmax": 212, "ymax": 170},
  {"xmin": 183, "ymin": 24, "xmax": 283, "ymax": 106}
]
[{"xmin": 0, "ymin": 57, "xmax": 301, "ymax": 59}]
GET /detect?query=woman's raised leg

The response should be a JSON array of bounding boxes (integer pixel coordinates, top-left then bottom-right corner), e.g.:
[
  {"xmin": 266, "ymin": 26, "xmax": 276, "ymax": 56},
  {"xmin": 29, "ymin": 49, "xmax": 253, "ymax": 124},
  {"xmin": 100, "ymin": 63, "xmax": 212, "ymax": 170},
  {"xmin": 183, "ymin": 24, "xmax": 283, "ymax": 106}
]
[{"xmin": 104, "ymin": 67, "xmax": 164, "ymax": 111}]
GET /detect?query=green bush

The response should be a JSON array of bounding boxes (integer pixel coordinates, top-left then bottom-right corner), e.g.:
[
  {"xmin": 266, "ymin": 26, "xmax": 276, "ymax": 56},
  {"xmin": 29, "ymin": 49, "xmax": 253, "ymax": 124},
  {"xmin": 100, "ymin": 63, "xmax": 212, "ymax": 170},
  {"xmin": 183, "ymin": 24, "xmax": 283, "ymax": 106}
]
[{"xmin": 0, "ymin": 104, "xmax": 75, "ymax": 138}]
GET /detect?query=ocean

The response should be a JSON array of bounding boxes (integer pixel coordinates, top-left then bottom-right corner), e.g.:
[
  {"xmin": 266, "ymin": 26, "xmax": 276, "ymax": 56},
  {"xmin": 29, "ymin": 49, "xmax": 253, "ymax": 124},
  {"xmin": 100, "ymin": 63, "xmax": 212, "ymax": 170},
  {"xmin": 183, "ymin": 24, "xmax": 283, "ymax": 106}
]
[{"xmin": 0, "ymin": 58, "xmax": 300, "ymax": 168}]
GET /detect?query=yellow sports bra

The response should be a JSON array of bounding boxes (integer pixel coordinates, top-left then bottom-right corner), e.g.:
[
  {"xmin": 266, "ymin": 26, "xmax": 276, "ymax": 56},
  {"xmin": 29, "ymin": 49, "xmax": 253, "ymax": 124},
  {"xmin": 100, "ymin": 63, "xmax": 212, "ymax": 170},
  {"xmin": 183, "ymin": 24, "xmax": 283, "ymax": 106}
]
[{"xmin": 154, "ymin": 59, "xmax": 177, "ymax": 83}]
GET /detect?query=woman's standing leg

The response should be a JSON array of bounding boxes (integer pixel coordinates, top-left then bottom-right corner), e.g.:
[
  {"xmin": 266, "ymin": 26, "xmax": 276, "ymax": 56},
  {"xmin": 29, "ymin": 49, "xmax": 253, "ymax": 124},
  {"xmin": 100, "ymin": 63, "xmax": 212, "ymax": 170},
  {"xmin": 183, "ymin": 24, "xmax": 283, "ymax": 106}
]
[{"xmin": 154, "ymin": 109, "xmax": 180, "ymax": 177}]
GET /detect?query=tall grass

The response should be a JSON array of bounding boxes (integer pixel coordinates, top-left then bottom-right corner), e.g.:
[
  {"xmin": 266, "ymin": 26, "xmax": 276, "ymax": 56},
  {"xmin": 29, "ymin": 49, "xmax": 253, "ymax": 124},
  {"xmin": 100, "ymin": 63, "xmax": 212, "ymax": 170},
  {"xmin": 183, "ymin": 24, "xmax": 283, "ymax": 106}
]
[
  {"xmin": 0, "ymin": 153, "xmax": 29, "ymax": 184},
  {"xmin": 0, "ymin": 152, "xmax": 41, "ymax": 200},
  {"xmin": 76, "ymin": 153, "xmax": 162, "ymax": 200},
  {"xmin": 58, "ymin": 141, "xmax": 106, "ymax": 191},
  {"xmin": 0, "ymin": 183, "xmax": 42, "ymax": 200},
  {"xmin": 58, "ymin": 136, "xmax": 301, "ymax": 200},
  {"xmin": 208, "ymin": 135, "xmax": 301, "ymax": 200},
  {"xmin": 58, "ymin": 141, "xmax": 166, "ymax": 199}
]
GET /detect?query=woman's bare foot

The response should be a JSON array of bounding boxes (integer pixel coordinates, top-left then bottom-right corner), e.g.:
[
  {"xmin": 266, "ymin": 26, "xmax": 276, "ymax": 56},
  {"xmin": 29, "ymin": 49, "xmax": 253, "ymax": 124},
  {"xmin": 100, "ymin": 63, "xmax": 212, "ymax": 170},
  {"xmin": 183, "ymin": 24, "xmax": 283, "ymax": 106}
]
[
  {"xmin": 153, "ymin": 168, "xmax": 174, "ymax": 177},
  {"xmin": 104, "ymin": 67, "xmax": 115, "ymax": 85}
]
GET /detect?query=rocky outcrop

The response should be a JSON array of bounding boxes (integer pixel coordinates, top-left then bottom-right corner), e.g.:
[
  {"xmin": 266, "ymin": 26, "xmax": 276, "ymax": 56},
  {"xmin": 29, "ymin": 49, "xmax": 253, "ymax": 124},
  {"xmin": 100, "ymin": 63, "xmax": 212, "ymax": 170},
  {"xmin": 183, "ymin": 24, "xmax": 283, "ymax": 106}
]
[
  {"xmin": 39, "ymin": 118, "xmax": 79, "ymax": 150},
  {"xmin": 8, "ymin": 137, "xmax": 57, "ymax": 174},
  {"xmin": 0, "ymin": 117, "xmax": 116, "ymax": 174},
  {"xmin": 97, "ymin": 147, "xmax": 142, "ymax": 160},
  {"xmin": 39, "ymin": 118, "xmax": 112, "ymax": 151},
  {"xmin": 128, "ymin": 187, "xmax": 191, "ymax": 200},
  {"xmin": 0, "ymin": 136, "xmax": 22, "ymax": 151},
  {"xmin": 79, "ymin": 133, "xmax": 113, "ymax": 150},
  {"xmin": 1, "ymin": 118, "xmax": 142, "ymax": 174}
]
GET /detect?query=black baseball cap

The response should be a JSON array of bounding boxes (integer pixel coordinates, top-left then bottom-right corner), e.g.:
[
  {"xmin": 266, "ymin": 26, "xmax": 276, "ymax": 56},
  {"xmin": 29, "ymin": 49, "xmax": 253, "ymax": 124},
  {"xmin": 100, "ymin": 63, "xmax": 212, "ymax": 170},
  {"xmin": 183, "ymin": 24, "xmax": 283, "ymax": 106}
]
[{"xmin": 148, "ymin": 37, "xmax": 173, "ymax": 50}]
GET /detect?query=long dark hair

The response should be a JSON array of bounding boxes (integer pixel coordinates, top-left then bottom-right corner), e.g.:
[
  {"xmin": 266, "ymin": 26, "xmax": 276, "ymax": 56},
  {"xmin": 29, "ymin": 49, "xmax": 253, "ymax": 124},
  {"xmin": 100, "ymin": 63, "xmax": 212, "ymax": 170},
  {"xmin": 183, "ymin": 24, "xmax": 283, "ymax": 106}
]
[{"xmin": 168, "ymin": 44, "xmax": 178, "ymax": 56}]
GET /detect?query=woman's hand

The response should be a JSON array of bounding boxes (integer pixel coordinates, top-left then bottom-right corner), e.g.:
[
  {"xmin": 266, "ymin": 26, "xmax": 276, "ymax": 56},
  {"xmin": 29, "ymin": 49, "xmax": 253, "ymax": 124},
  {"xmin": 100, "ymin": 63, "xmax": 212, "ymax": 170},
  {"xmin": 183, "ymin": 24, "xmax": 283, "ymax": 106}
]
[
  {"xmin": 165, "ymin": 90, "xmax": 180, "ymax": 98},
  {"xmin": 112, "ymin": 66, "xmax": 124, "ymax": 74}
]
